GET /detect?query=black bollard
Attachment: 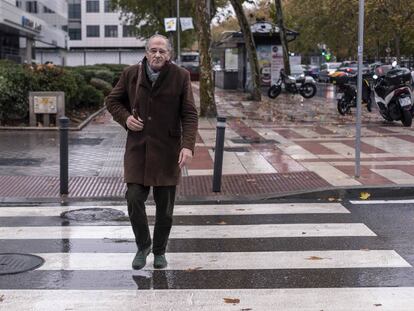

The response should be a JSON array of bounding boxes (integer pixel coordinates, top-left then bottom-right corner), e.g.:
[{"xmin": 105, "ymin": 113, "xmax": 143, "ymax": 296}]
[
  {"xmin": 212, "ymin": 116, "xmax": 226, "ymax": 192},
  {"xmin": 59, "ymin": 116, "xmax": 69, "ymax": 196}
]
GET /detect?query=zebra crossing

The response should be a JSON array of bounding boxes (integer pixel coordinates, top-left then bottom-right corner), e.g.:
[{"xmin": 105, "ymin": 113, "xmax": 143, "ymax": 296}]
[{"xmin": 0, "ymin": 201, "xmax": 413, "ymax": 310}]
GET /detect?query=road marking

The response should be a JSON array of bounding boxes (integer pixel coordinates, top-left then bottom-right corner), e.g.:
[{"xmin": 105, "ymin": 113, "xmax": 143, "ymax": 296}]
[
  {"xmin": 350, "ymin": 199, "xmax": 414, "ymax": 204},
  {"xmin": 0, "ymin": 203, "xmax": 350, "ymax": 217},
  {"xmin": 35, "ymin": 250, "xmax": 410, "ymax": 271},
  {"xmin": 0, "ymin": 223, "xmax": 376, "ymax": 239}
]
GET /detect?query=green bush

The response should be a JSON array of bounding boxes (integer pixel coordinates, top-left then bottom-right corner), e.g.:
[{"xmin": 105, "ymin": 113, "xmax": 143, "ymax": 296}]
[
  {"xmin": 89, "ymin": 78, "xmax": 113, "ymax": 96},
  {"xmin": 78, "ymin": 84, "xmax": 104, "ymax": 109},
  {"xmin": 93, "ymin": 70, "xmax": 114, "ymax": 84},
  {"xmin": 0, "ymin": 60, "xmax": 33, "ymax": 120}
]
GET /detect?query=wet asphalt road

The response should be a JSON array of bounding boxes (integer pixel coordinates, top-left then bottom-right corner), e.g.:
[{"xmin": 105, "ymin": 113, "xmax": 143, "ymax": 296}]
[{"xmin": 0, "ymin": 198, "xmax": 414, "ymax": 309}]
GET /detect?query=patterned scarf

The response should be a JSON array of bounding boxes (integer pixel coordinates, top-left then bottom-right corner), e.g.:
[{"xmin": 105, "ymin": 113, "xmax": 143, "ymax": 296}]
[{"xmin": 145, "ymin": 62, "xmax": 160, "ymax": 85}]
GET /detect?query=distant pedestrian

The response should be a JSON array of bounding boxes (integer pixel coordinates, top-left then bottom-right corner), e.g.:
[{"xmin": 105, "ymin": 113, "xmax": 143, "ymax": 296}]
[{"xmin": 106, "ymin": 34, "xmax": 198, "ymax": 269}]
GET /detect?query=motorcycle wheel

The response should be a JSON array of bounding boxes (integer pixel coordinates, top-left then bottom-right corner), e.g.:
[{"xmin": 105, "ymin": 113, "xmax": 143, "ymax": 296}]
[
  {"xmin": 268, "ymin": 85, "xmax": 281, "ymax": 99},
  {"xmin": 401, "ymin": 109, "xmax": 412, "ymax": 127},
  {"xmin": 300, "ymin": 83, "xmax": 317, "ymax": 98},
  {"xmin": 380, "ymin": 110, "xmax": 393, "ymax": 122},
  {"xmin": 337, "ymin": 98, "xmax": 350, "ymax": 115}
]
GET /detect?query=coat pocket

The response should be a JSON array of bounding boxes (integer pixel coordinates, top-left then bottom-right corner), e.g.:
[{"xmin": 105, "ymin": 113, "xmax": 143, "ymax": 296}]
[{"xmin": 169, "ymin": 129, "xmax": 182, "ymax": 137}]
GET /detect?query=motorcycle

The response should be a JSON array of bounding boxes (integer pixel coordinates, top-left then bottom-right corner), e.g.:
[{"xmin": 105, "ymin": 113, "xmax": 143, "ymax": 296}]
[
  {"xmin": 335, "ymin": 72, "xmax": 372, "ymax": 115},
  {"xmin": 268, "ymin": 69, "xmax": 317, "ymax": 99},
  {"xmin": 372, "ymin": 62, "xmax": 414, "ymax": 127}
]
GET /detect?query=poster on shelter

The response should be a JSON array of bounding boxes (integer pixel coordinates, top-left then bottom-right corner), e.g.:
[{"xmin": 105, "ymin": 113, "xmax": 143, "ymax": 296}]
[
  {"xmin": 271, "ymin": 45, "xmax": 283, "ymax": 84},
  {"xmin": 257, "ymin": 45, "xmax": 272, "ymax": 86}
]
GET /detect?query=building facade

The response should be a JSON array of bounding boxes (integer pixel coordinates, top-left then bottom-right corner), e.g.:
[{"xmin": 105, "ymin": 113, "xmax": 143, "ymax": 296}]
[
  {"xmin": 0, "ymin": 0, "xmax": 68, "ymax": 64},
  {"xmin": 65, "ymin": 0, "xmax": 145, "ymax": 66}
]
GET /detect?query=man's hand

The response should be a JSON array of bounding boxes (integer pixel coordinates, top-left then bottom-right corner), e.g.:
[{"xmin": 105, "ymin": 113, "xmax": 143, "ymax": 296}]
[
  {"xmin": 178, "ymin": 148, "xmax": 193, "ymax": 169},
  {"xmin": 126, "ymin": 115, "xmax": 144, "ymax": 131}
]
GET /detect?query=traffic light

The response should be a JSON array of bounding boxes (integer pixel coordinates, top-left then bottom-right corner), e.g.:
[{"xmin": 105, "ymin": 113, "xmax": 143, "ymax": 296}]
[{"xmin": 321, "ymin": 49, "xmax": 326, "ymax": 56}]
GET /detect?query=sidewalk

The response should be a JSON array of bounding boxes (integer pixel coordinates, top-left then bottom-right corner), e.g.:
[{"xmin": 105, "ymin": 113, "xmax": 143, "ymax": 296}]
[{"xmin": 1, "ymin": 82, "xmax": 414, "ymax": 201}]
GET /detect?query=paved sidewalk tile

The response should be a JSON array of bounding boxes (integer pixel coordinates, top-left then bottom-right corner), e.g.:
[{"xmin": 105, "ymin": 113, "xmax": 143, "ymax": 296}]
[{"xmin": 1, "ymin": 82, "xmax": 414, "ymax": 199}]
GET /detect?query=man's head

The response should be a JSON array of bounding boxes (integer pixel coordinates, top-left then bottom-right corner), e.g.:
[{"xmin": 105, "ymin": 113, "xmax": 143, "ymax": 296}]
[{"xmin": 145, "ymin": 34, "xmax": 172, "ymax": 72}]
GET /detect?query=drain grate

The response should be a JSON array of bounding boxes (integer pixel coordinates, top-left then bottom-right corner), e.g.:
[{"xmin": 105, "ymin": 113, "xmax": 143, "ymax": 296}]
[
  {"xmin": 231, "ymin": 138, "xmax": 278, "ymax": 144},
  {"xmin": 0, "ymin": 158, "xmax": 44, "ymax": 166},
  {"xmin": 69, "ymin": 138, "xmax": 103, "ymax": 146},
  {"xmin": 61, "ymin": 208, "xmax": 126, "ymax": 221},
  {"xmin": 0, "ymin": 253, "xmax": 44, "ymax": 275}
]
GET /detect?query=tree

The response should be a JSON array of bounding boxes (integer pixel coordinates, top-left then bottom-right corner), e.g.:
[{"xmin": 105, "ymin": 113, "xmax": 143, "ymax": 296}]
[
  {"xmin": 230, "ymin": 0, "xmax": 261, "ymax": 101},
  {"xmin": 112, "ymin": 0, "xmax": 228, "ymax": 117},
  {"xmin": 195, "ymin": 0, "xmax": 217, "ymax": 117},
  {"xmin": 274, "ymin": 0, "xmax": 290, "ymax": 75}
]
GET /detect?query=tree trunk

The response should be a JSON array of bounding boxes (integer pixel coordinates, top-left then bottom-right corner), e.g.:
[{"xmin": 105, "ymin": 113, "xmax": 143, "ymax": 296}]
[
  {"xmin": 274, "ymin": 0, "xmax": 290, "ymax": 75},
  {"xmin": 395, "ymin": 33, "xmax": 401, "ymax": 62},
  {"xmin": 230, "ymin": 0, "xmax": 261, "ymax": 101},
  {"xmin": 195, "ymin": 0, "xmax": 217, "ymax": 117}
]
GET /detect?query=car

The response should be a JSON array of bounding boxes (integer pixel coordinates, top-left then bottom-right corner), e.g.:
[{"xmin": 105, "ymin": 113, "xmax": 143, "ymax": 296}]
[
  {"xmin": 303, "ymin": 65, "xmax": 320, "ymax": 80},
  {"xmin": 290, "ymin": 64, "xmax": 305, "ymax": 79},
  {"xmin": 318, "ymin": 62, "xmax": 341, "ymax": 83},
  {"xmin": 180, "ymin": 52, "xmax": 199, "ymax": 81}
]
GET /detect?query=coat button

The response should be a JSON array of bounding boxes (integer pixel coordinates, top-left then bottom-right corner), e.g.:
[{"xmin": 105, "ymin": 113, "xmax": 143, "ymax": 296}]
[{"xmin": 148, "ymin": 116, "xmax": 152, "ymax": 121}]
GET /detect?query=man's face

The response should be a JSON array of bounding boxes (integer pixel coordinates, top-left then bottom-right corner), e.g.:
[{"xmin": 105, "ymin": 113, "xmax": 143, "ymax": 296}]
[{"xmin": 146, "ymin": 37, "xmax": 170, "ymax": 72}]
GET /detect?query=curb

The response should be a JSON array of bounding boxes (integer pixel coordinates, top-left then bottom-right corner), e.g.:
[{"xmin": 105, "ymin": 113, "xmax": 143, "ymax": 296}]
[
  {"xmin": 0, "ymin": 107, "xmax": 106, "ymax": 131},
  {"xmin": 1, "ymin": 184, "xmax": 414, "ymax": 206}
]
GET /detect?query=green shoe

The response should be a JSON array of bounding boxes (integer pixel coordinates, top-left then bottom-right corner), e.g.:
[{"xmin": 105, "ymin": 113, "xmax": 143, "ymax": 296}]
[
  {"xmin": 153, "ymin": 254, "xmax": 168, "ymax": 269},
  {"xmin": 132, "ymin": 246, "xmax": 151, "ymax": 270}
]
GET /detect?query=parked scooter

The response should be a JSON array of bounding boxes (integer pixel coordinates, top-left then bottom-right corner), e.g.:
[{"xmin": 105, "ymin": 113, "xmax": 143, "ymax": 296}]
[
  {"xmin": 268, "ymin": 69, "xmax": 317, "ymax": 99},
  {"xmin": 372, "ymin": 62, "xmax": 414, "ymax": 127},
  {"xmin": 335, "ymin": 72, "xmax": 372, "ymax": 115}
]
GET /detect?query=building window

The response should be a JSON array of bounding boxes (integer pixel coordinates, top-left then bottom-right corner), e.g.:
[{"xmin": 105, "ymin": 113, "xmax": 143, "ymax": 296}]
[
  {"xmin": 16, "ymin": 1, "xmax": 22, "ymax": 8},
  {"xmin": 68, "ymin": 4, "xmax": 81, "ymax": 19},
  {"xmin": 86, "ymin": 25, "xmax": 100, "ymax": 37},
  {"xmin": 26, "ymin": 1, "xmax": 38, "ymax": 13},
  {"xmin": 105, "ymin": 25, "xmax": 118, "ymax": 37},
  {"xmin": 86, "ymin": 0, "xmax": 99, "ymax": 13},
  {"xmin": 69, "ymin": 28, "xmax": 81, "ymax": 40},
  {"xmin": 62, "ymin": 25, "xmax": 68, "ymax": 32},
  {"xmin": 104, "ymin": 0, "xmax": 114, "ymax": 12},
  {"xmin": 43, "ymin": 6, "xmax": 55, "ymax": 13},
  {"xmin": 123, "ymin": 25, "xmax": 136, "ymax": 37}
]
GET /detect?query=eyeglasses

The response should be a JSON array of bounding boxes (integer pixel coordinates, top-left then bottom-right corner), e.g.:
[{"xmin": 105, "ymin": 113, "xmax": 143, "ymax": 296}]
[{"xmin": 147, "ymin": 48, "xmax": 168, "ymax": 55}]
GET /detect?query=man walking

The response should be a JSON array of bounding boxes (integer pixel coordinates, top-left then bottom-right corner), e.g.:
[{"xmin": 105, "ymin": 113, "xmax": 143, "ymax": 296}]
[{"xmin": 106, "ymin": 34, "xmax": 198, "ymax": 269}]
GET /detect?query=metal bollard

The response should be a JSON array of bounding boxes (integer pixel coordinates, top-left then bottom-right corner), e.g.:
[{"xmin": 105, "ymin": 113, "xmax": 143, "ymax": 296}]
[
  {"xmin": 59, "ymin": 116, "xmax": 69, "ymax": 196},
  {"xmin": 212, "ymin": 116, "xmax": 226, "ymax": 192}
]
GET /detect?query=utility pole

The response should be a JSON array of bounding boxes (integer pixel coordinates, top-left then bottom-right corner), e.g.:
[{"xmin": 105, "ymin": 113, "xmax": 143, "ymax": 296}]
[{"xmin": 176, "ymin": 0, "xmax": 181, "ymax": 65}]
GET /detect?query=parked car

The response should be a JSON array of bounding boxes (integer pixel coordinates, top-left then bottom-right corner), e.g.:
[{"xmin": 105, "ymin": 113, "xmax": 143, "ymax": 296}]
[
  {"xmin": 303, "ymin": 65, "xmax": 320, "ymax": 80},
  {"xmin": 180, "ymin": 52, "xmax": 199, "ymax": 81},
  {"xmin": 318, "ymin": 62, "xmax": 341, "ymax": 83}
]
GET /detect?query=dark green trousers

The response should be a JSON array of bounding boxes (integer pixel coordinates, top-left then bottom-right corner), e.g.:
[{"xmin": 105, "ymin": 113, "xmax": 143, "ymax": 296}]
[{"xmin": 126, "ymin": 183, "xmax": 176, "ymax": 255}]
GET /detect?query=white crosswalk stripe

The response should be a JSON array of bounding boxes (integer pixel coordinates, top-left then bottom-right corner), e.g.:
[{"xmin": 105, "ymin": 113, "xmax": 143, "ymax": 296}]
[{"xmin": 0, "ymin": 202, "xmax": 412, "ymax": 310}]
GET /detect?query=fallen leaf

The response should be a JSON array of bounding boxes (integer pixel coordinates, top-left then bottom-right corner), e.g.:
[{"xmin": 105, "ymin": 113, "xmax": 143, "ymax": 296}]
[
  {"xmin": 328, "ymin": 197, "xmax": 336, "ymax": 202},
  {"xmin": 218, "ymin": 221, "xmax": 227, "ymax": 225},
  {"xmin": 236, "ymin": 208, "xmax": 245, "ymax": 211},
  {"xmin": 0, "ymin": 295, "xmax": 4, "ymax": 302},
  {"xmin": 241, "ymin": 309, "xmax": 252, "ymax": 311},
  {"xmin": 223, "ymin": 298, "xmax": 240, "ymax": 304},
  {"xmin": 307, "ymin": 256, "xmax": 324, "ymax": 260},
  {"xmin": 360, "ymin": 192, "xmax": 371, "ymax": 200},
  {"xmin": 186, "ymin": 267, "xmax": 203, "ymax": 272},
  {"xmin": 360, "ymin": 248, "xmax": 370, "ymax": 251},
  {"xmin": 246, "ymin": 178, "xmax": 256, "ymax": 182},
  {"xmin": 374, "ymin": 304, "xmax": 382, "ymax": 307}
]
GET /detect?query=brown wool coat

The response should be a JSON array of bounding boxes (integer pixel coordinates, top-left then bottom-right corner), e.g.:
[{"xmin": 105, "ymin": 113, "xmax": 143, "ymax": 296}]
[{"xmin": 106, "ymin": 59, "xmax": 198, "ymax": 186}]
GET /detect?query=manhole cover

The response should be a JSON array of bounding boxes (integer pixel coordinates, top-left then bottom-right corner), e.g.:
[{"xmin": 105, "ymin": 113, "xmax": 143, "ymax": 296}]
[
  {"xmin": 0, "ymin": 158, "xmax": 44, "ymax": 166},
  {"xmin": 61, "ymin": 208, "xmax": 126, "ymax": 221},
  {"xmin": 69, "ymin": 138, "xmax": 103, "ymax": 146},
  {"xmin": 0, "ymin": 253, "xmax": 44, "ymax": 275}
]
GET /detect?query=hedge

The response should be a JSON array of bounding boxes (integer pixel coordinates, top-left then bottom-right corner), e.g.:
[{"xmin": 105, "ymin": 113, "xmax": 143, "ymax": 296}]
[{"xmin": 0, "ymin": 62, "xmax": 126, "ymax": 123}]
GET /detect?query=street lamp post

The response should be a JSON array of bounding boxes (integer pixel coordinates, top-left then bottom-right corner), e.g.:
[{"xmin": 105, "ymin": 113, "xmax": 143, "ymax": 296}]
[
  {"xmin": 177, "ymin": 0, "xmax": 181, "ymax": 65},
  {"xmin": 355, "ymin": 0, "xmax": 365, "ymax": 178}
]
